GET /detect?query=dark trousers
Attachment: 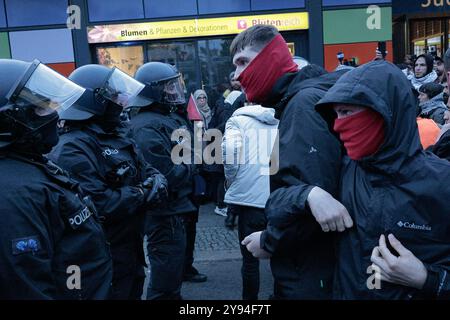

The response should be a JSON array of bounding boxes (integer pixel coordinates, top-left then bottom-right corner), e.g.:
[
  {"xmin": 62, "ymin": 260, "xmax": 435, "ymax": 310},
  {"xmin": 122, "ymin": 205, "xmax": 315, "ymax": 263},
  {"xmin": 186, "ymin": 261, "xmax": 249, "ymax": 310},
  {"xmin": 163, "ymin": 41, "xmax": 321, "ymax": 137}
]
[
  {"xmin": 145, "ymin": 215, "xmax": 186, "ymax": 300},
  {"xmin": 182, "ymin": 210, "xmax": 199, "ymax": 274},
  {"xmin": 111, "ymin": 270, "xmax": 145, "ymax": 300},
  {"xmin": 203, "ymin": 171, "xmax": 226, "ymax": 208},
  {"xmin": 232, "ymin": 204, "xmax": 267, "ymax": 300}
]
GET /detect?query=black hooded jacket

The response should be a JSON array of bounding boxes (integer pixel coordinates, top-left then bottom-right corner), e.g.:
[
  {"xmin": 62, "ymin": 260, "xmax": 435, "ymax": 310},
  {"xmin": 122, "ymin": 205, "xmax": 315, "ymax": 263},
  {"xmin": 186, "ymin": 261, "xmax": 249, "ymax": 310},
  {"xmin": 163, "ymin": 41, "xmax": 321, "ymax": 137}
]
[
  {"xmin": 258, "ymin": 69, "xmax": 346, "ymax": 299},
  {"xmin": 317, "ymin": 61, "xmax": 450, "ymax": 300}
]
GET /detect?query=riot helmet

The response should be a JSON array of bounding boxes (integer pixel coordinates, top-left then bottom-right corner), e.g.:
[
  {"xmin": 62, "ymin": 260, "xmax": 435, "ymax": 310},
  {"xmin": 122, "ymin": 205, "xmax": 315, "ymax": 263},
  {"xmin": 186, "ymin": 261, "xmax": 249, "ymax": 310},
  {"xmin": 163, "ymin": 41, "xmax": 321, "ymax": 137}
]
[
  {"xmin": 60, "ymin": 64, "xmax": 152, "ymax": 121},
  {"xmin": 134, "ymin": 62, "xmax": 186, "ymax": 107},
  {"xmin": 0, "ymin": 59, "xmax": 85, "ymax": 151}
]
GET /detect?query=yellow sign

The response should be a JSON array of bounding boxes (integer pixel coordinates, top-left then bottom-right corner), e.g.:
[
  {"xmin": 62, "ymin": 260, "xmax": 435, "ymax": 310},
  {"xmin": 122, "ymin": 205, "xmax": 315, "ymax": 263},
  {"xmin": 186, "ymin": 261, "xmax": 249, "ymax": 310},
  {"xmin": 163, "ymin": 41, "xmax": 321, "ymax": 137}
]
[{"xmin": 87, "ymin": 12, "xmax": 309, "ymax": 43}]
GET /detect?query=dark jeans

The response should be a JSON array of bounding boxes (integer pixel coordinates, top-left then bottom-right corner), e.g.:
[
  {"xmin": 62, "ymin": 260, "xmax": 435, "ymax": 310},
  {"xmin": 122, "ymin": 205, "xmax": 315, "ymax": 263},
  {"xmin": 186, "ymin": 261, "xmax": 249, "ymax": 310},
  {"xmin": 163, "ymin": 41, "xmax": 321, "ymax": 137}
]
[
  {"xmin": 232, "ymin": 204, "xmax": 267, "ymax": 300},
  {"xmin": 181, "ymin": 211, "xmax": 199, "ymax": 275},
  {"xmin": 145, "ymin": 215, "xmax": 186, "ymax": 300}
]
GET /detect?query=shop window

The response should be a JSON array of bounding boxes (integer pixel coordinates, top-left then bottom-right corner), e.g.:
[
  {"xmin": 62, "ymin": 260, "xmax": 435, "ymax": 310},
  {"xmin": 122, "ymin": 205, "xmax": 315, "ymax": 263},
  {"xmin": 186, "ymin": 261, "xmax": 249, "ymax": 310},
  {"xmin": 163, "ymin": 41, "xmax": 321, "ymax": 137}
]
[
  {"xmin": 198, "ymin": 38, "xmax": 234, "ymax": 106},
  {"xmin": 147, "ymin": 41, "xmax": 198, "ymax": 95},
  {"xmin": 448, "ymin": 19, "xmax": 450, "ymax": 49},
  {"xmin": 0, "ymin": 0, "xmax": 6, "ymax": 28},
  {"xmin": 251, "ymin": 0, "xmax": 305, "ymax": 10},
  {"xmin": 5, "ymin": 0, "xmax": 67, "ymax": 27},
  {"xmin": 88, "ymin": 0, "xmax": 144, "ymax": 22},
  {"xmin": 9, "ymin": 28, "xmax": 73, "ymax": 63},
  {"xmin": 97, "ymin": 45, "xmax": 144, "ymax": 76},
  {"xmin": 198, "ymin": 0, "xmax": 250, "ymax": 15},
  {"xmin": 144, "ymin": 0, "xmax": 197, "ymax": 18}
]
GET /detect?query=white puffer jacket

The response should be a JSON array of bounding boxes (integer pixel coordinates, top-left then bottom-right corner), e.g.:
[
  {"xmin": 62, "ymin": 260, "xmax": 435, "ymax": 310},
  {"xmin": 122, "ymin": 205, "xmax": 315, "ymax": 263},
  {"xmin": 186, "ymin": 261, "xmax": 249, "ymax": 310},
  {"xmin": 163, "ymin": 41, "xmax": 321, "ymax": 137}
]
[{"xmin": 222, "ymin": 105, "xmax": 279, "ymax": 208}]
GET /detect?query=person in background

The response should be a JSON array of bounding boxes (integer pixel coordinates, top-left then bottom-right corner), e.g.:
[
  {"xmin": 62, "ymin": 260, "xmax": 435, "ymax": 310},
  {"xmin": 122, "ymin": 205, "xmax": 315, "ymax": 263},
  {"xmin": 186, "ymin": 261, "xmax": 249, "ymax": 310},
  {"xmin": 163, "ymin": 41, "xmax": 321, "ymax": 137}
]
[
  {"xmin": 418, "ymin": 82, "xmax": 447, "ymax": 125},
  {"xmin": 193, "ymin": 89, "xmax": 212, "ymax": 129},
  {"xmin": 0, "ymin": 59, "xmax": 112, "ymax": 299},
  {"xmin": 409, "ymin": 54, "xmax": 438, "ymax": 93},
  {"xmin": 434, "ymin": 56, "xmax": 447, "ymax": 85}
]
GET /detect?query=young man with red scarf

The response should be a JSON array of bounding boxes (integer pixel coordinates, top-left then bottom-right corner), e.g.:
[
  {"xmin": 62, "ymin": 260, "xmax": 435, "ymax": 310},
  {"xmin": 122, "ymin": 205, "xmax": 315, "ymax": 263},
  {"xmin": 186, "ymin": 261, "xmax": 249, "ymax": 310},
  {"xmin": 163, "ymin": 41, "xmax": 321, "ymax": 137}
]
[
  {"xmin": 316, "ymin": 60, "xmax": 450, "ymax": 299},
  {"xmin": 233, "ymin": 25, "xmax": 353, "ymax": 299}
]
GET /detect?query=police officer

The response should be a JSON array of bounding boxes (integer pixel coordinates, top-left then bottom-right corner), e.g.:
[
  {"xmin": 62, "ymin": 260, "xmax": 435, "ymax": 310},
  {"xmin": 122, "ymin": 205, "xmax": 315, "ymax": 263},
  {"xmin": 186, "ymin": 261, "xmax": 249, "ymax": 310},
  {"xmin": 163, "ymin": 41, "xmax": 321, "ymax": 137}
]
[
  {"xmin": 128, "ymin": 62, "xmax": 207, "ymax": 300},
  {"xmin": 0, "ymin": 59, "xmax": 112, "ymax": 299},
  {"xmin": 49, "ymin": 64, "xmax": 168, "ymax": 300}
]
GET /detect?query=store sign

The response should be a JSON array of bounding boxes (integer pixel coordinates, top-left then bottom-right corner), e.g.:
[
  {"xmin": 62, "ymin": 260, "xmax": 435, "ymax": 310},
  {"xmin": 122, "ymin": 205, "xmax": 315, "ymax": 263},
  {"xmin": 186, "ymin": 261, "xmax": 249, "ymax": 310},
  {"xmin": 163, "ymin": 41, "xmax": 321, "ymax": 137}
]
[
  {"xmin": 87, "ymin": 12, "xmax": 309, "ymax": 43},
  {"xmin": 393, "ymin": 0, "xmax": 450, "ymax": 15}
]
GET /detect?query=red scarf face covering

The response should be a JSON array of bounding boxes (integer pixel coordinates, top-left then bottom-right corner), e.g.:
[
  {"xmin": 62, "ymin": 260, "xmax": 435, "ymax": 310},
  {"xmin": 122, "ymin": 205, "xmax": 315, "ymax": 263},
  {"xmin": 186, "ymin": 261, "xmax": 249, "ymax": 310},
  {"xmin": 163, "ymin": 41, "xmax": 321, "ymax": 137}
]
[
  {"xmin": 333, "ymin": 108, "xmax": 386, "ymax": 161},
  {"xmin": 237, "ymin": 34, "xmax": 298, "ymax": 104}
]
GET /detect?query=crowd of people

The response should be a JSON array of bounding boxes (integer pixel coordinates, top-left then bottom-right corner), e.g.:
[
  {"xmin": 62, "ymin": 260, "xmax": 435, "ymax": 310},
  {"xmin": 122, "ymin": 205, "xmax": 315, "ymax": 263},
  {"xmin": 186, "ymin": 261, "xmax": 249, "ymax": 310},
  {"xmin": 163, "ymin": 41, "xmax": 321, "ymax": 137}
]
[{"xmin": 1, "ymin": 24, "xmax": 450, "ymax": 300}]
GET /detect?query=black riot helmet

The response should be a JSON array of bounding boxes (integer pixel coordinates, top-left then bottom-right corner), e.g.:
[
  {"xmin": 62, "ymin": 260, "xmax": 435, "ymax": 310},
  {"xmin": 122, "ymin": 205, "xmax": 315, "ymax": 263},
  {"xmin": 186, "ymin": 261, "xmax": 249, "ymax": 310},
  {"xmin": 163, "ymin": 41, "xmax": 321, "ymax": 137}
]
[
  {"xmin": 134, "ymin": 62, "xmax": 186, "ymax": 107},
  {"xmin": 0, "ymin": 59, "xmax": 85, "ymax": 149},
  {"xmin": 60, "ymin": 64, "xmax": 152, "ymax": 121}
]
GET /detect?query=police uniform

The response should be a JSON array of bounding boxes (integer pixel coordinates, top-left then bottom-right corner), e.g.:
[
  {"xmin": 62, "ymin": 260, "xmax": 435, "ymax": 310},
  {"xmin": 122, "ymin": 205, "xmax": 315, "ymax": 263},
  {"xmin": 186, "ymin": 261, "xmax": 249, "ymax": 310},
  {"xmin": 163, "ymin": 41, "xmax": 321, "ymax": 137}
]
[
  {"xmin": 50, "ymin": 123, "xmax": 159, "ymax": 299},
  {"xmin": 0, "ymin": 152, "xmax": 112, "ymax": 299}
]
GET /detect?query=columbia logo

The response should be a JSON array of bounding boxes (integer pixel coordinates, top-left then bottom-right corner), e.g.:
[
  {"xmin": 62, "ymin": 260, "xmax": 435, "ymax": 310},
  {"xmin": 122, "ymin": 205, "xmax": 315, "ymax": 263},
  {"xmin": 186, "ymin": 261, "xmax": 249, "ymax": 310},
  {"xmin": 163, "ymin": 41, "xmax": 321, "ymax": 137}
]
[
  {"xmin": 396, "ymin": 221, "xmax": 431, "ymax": 232},
  {"xmin": 309, "ymin": 146, "xmax": 317, "ymax": 153}
]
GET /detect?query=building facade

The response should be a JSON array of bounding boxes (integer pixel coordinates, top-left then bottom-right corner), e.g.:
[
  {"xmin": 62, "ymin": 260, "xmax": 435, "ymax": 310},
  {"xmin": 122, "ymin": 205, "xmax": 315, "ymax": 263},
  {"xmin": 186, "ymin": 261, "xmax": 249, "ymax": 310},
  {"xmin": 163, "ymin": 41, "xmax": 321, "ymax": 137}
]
[
  {"xmin": 0, "ymin": 0, "xmax": 392, "ymax": 103},
  {"xmin": 393, "ymin": 0, "xmax": 450, "ymax": 63}
]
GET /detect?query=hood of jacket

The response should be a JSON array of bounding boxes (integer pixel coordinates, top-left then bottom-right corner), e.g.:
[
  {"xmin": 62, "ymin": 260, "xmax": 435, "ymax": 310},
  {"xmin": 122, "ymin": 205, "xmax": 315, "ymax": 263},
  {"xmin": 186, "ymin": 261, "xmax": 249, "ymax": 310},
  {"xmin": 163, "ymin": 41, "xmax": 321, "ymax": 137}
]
[
  {"xmin": 316, "ymin": 60, "xmax": 422, "ymax": 175},
  {"xmin": 231, "ymin": 105, "xmax": 279, "ymax": 125},
  {"xmin": 265, "ymin": 69, "xmax": 350, "ymax": 117}
]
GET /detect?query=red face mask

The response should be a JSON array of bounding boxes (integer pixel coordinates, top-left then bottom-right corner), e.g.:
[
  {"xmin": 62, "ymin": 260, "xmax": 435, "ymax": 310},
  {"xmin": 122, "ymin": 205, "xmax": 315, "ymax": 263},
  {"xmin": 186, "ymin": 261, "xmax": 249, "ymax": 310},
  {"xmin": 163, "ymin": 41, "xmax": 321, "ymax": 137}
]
[
  {"xmin": 237, "ymin": 34, "xmax": 298, "ymax": 104},
  {"xmin": 333, "ymin": 108, "xmax": 385, "ymax": 161}
]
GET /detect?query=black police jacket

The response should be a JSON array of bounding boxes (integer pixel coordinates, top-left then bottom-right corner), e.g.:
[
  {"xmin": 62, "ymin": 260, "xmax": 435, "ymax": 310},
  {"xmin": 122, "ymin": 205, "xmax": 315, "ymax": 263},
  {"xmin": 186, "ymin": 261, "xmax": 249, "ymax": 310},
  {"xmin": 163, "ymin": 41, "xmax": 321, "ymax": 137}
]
[
  {"xmin": 317, "ymin": 61, "xmax": 450, "ymax": 299},
  {"xmin": 128, "ymin": 106, "xmax": 197, "ymax": 216},
  {"xmin": 0, "ymin": 152, "xmax": 112, "ymax": 299},
  {"xmin": 50, "ymin": 123, "xmax": 159, "ymax": 277},
  {"xmin": 258, "ymin": 70, "xmax": 346, "ymax": 299}
]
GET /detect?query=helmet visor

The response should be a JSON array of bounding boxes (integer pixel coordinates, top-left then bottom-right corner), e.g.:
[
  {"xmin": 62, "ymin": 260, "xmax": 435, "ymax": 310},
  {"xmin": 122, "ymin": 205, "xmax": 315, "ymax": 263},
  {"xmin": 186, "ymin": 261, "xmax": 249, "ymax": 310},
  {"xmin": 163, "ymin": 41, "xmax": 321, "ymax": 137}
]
[
  {"xmin": 162, "ymin": 76, "xmax": 186, "ymax": 105},
  {"xmin": 100, "ymin": 68, "xmax": 152, "ymax": 108},
  {"xmin": 11, "ymin": 63, "xmax": 85, "ymax": 117}
]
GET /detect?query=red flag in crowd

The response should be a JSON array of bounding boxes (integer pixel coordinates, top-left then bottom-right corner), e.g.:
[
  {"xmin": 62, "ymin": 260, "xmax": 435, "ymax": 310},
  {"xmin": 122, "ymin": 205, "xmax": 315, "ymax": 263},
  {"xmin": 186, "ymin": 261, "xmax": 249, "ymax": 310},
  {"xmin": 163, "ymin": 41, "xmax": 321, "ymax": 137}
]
[{"xmin": 187, "ymin": 93, "xmax": 203, "ymax": 121}]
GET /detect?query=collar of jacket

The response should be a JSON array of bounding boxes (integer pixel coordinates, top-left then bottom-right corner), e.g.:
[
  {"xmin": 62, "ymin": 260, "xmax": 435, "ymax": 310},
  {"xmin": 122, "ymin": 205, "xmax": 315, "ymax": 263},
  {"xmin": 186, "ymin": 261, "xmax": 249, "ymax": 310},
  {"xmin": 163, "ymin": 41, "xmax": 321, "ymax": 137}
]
[{"xmin": 262, "ymin": 73, "xmax": 300, "ymax": 118}]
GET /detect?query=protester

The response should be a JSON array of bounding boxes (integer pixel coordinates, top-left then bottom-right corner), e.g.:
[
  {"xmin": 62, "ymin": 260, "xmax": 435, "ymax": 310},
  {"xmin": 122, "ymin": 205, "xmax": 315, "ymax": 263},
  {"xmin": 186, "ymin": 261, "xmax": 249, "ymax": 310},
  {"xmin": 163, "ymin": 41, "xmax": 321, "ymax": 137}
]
[
  {"xmin": 222, "ymin": 104, "xmax": 278, "ymax": 299},
  {"xmin": 316, "ymin": 60, "xmax": 450, "ymax": 299},
  {"xmin": 129, "ymin": 62, "xmax": 207, "ymax": 300},
  {"xmin": 232, "ymin": 25, "xmax": 353, "ymax": 299}
]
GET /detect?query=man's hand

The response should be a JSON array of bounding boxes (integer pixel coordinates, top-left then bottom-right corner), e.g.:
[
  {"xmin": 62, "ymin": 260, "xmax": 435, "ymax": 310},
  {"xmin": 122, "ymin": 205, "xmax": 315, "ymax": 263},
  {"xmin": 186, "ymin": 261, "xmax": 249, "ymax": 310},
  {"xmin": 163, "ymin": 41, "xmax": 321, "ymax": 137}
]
[
  {"xmin": 241, "ymin": 231, "xmax": 272, "ymax": 259},
  {"xmin": 307, "ymin": 186, "xmax": 353, "ymax": 232},
  {"xmin": 370, "ymin": 234, "xmax": 428, "ymax": 290}
]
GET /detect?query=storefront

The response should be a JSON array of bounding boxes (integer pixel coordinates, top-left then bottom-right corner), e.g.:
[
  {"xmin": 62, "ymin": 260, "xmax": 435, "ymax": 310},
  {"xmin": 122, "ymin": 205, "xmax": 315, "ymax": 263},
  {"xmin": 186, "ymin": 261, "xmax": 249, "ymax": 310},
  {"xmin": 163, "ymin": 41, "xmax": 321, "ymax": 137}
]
[
  {"xmin": 393, "ymin": 0, "xmax": 450, "ymax": 62},
  {"xmin": 86, "ymin": 12, "xmax": 309, "ymax": 103}
]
